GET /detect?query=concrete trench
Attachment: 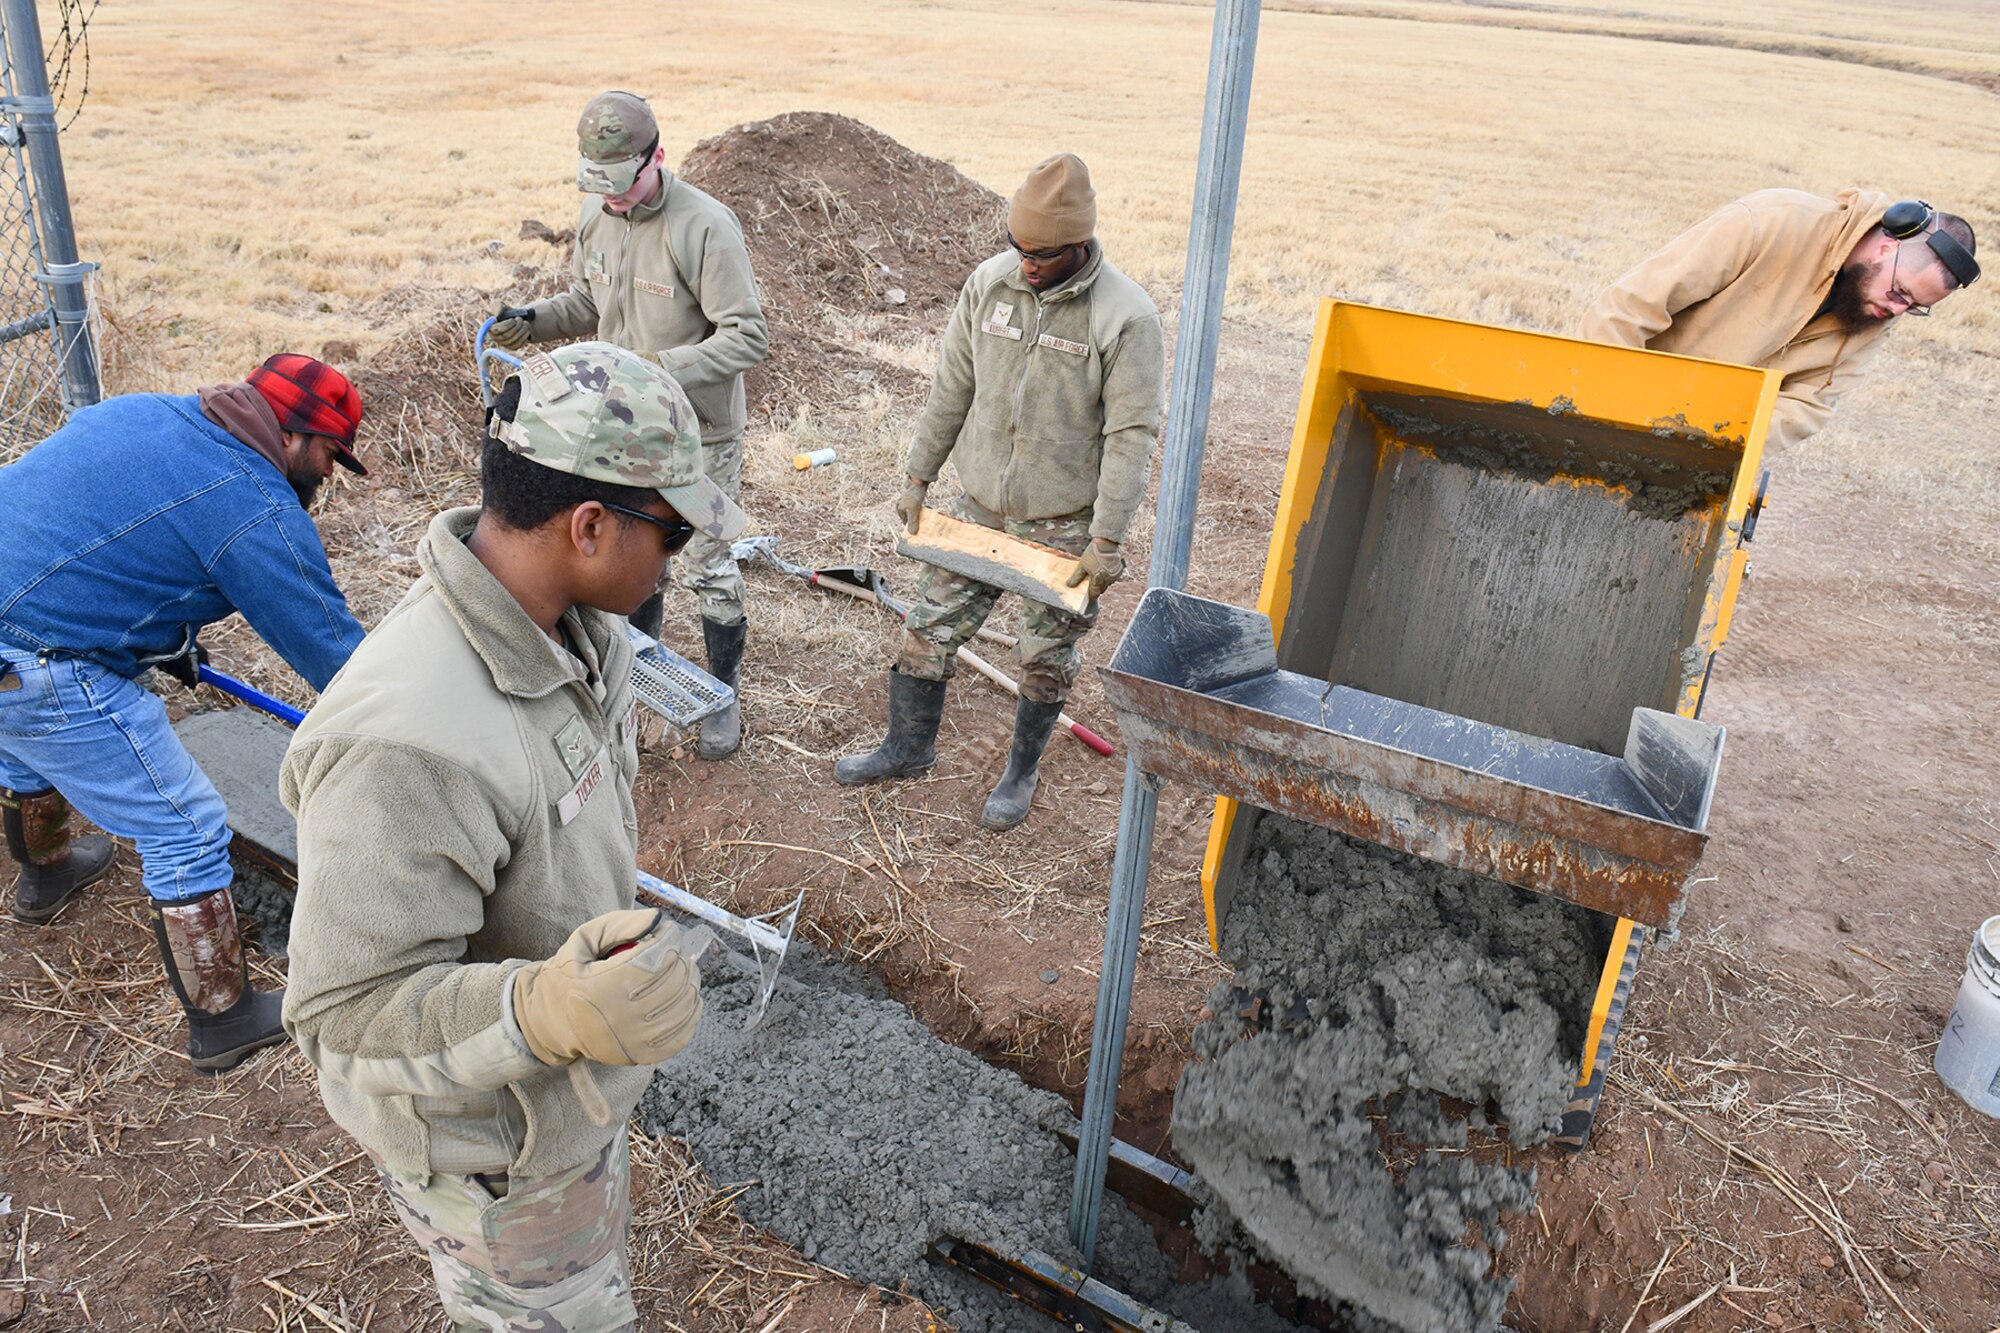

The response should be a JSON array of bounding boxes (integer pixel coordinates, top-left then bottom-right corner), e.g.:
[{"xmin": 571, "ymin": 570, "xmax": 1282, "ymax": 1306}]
[{"xmin": 635, "ymin": 943, "xmax": 1319, "ymax": 1333}]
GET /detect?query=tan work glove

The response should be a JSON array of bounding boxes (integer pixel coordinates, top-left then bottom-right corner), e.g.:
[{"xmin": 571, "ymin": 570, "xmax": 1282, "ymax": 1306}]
[
  {"xmin": 1065, "ymin": 538, "xmax": 1125, "ymax": 601},
  {"xmin": 488, "ymin": 306, "xmax": 536, "ymax": 351},
  {"xmin": 511, "ymin": 909, "xmax": 703, "ymax": 1067},
  {"xmin": 893, "ymin": 478, "xmax": 930, "ymax": 536}
]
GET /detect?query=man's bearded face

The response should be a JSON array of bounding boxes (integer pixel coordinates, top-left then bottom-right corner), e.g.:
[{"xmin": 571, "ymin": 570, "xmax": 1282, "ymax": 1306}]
[{"xmin": 1826, "ymin": 255, "xmax": 1892, "ymax": 329}]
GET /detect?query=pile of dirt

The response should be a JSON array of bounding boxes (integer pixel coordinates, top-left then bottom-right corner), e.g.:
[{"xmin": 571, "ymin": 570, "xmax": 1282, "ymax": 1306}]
[
  {"xmin": 680, "ymin": 110, "xmax": 1005, "ymax": 326},
  {"xmin": 680, "ymin": 111, "xmax": 1004, "ymax": 417},
  {"xmin": 1174, "ymin": 816, "xmax": 1605, "ymax": 1333}
]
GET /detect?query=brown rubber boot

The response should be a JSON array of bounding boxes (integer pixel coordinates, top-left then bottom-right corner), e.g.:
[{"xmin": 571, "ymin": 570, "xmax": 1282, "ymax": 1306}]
[
  {"xmin": 151, "ymin": 888, "xmax": 290, "ymax": 1072},
  {"xmin": 4, "ymin": 787, "xmax": 115, "ymax": 925}
]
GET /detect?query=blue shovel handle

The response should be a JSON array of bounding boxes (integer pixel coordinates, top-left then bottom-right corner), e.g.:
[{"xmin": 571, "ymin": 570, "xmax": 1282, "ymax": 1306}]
[{"xmin": 196, "ymin": 664, "xmax": 306, "ymax": 727}]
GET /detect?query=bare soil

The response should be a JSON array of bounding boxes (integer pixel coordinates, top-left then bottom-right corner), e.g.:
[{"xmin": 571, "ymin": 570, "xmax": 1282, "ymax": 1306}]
[{"xmin": 5, "ymin": 112, "xmax": 1998, "ymax": 1332}]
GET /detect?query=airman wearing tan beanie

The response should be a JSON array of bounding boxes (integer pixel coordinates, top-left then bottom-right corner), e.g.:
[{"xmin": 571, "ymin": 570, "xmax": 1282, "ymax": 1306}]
[
  {"xmin": 1009, "ymin": 153, "xmax": 1097, "ymax": 254},
  {"xmin": 838, "ymin": 148, "xmax": 1165, "ymax": 836}
]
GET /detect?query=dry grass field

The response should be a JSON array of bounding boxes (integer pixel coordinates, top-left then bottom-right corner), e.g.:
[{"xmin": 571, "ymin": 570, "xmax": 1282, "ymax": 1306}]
[
  {"xmin": 83, "ymin": 0, "xmax": 1999, "ymax": 486},
  {"xmin": 3, "ymin": 0, "xmax": 1998, "ymax": 1330}
]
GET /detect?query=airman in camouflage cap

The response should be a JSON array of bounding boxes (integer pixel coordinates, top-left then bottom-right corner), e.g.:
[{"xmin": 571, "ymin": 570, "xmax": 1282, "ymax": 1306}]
[
  {"xmin": 576, "ymin": 91, "xmax": 659, "ymax": 195},
  {"xmin": 494, "ymin": 340, "xmax": 747, "ymax": 541}
]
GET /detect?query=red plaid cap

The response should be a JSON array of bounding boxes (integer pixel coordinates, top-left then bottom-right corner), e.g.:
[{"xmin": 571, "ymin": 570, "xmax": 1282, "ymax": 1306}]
[{"xmin": 246, "ymin": 354, "xmax": 367, "ymax": 475}]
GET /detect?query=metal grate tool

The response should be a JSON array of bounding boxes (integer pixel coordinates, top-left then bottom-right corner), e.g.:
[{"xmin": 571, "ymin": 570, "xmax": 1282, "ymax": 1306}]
[{"xmin": 626, "ymin": 625, "xmax": 733, "ymax": 728}]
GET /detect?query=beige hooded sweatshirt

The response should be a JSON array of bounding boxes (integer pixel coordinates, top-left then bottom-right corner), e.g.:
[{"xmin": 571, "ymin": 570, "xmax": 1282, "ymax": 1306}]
[{"xmin": 1579, "ymin": 188, "xmax": 1892, "ymax": 454}]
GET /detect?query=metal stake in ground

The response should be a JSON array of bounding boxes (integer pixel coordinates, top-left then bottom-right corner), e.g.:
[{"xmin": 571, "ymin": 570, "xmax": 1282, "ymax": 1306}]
[{"xmin": 1068, "ymin": 0, "xmax": 1262, "ymax": 1268}]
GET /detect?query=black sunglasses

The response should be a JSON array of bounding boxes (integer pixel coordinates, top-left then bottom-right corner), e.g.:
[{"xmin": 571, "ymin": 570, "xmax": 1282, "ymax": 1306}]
[
  {"xmin": 604, "ymin": 502, "xmax": 696, "ymax": 554},
  {"xmin": 1007, "ymin": 232, "xmax": 1074, "ymax": 263}
]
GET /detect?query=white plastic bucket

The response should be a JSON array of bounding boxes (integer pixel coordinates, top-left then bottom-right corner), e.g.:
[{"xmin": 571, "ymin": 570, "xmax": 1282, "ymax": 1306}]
[{"xmin": 1935, "ymin": 914, "xmax": 2000, "ymax": 1117}]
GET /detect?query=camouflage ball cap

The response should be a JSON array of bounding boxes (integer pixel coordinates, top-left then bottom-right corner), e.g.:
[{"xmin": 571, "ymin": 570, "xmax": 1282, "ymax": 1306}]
[
  {"xmin": 497, "ymin": 342, "xmax": 747, "ymax": 541},
  {"xmin": 576, "ymin": 91, "xmax": 658, "ymax": 195}
]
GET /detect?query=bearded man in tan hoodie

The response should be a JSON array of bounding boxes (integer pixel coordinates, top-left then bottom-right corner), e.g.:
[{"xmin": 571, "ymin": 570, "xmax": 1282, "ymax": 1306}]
[{"xmin": 1581, "ymin": 191, "xmax": 1978, "ymax": 455}]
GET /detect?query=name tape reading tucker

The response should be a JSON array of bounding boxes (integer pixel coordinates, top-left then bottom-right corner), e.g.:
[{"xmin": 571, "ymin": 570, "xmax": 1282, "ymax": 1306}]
[{"xmin": 557, "ymin": 745, "xmax": 610, "ymax": 826}]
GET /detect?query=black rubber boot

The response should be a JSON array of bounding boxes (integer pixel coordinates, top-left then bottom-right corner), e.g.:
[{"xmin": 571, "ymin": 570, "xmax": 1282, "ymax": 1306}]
[
  {"xmin": 698, "ymin": 617, "xmax": 747, "ymax": 761},
  {"xmin": 4, "ymin": 787, "xmax": 115, "ymax": 925},
  {"xmin": 151, "ymin": 888, "xmax": 290, "ymax": 1073},
  {"xmin": 834, "ymin": 671, "xmax": 947, "ymax": 786},
  {"xmin": 628, "ymin": 591, "xmax": 666, "ymax": 642},
  {"xmin": 980, "ymin": 697, "xmax": 1065, "ymax": 832}
]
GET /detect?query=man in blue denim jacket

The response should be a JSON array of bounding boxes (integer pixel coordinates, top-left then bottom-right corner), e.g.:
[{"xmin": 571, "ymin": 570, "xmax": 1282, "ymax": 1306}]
[{"xmin": 0, "ymin": 353, "xmax": 368, "ymax": 1072}]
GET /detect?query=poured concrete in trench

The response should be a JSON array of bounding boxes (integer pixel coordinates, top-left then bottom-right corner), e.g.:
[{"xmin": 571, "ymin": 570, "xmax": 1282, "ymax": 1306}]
[
  {"xmin": 1175, "ymin": 814, "xmax": 1603, "ymax": 1333},
  {"xmin": 638, "ymin": 946, "xmax": 1312, "ymax": 1333}
]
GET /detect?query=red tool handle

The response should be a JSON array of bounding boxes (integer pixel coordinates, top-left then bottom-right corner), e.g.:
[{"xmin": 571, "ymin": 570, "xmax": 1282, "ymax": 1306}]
[{"xmin": 1067, "ymin": 721, "xmax": 1114, "ymax": 757}]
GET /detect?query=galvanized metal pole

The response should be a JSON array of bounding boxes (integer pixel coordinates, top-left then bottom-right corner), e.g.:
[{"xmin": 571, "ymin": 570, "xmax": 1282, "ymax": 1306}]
[
  {"xmin": 2, "ymin": 0, "xmax": 99, "ymax": 410},
  {"xmin": 1068, "ymin": 0, "xmax": 1260, "ymax": 1266}
]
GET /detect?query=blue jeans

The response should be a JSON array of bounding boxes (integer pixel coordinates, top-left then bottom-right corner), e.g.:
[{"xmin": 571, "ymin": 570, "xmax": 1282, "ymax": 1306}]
[{"xmin": 0, "ymin": 645, "xmax": 233, "ymax": 902}]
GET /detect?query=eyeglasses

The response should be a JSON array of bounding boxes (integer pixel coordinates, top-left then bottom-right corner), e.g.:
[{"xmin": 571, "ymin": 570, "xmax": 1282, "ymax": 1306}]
[
  {"xmin": 1007, "ymin": 232, "xmax": 1074, "ymax": 263},
  {"xmin": 603, "ymin": 502, "xmax": 696, "ymax": 554},
  {"xmin": 1887, "ymin": 242, "xmax": 1932, "ymax": 317}
]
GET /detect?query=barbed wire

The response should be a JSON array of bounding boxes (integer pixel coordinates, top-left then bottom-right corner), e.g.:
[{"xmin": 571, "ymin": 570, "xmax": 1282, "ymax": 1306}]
[{"xmin": 45, "ymin": 0, "xmax": 99, "ymax": 130}]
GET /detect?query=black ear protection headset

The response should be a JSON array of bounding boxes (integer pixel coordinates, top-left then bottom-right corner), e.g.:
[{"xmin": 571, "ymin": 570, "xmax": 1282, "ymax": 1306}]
[{"xmin": 1881, "ymin": 199, "xmax": 1981, "ymax": 289}]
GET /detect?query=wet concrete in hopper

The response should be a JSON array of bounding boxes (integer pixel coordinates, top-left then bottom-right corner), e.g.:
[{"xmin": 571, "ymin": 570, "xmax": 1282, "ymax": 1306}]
[
  {"xmin": 1366, "ymin": 400, "xmax": 1732, "ymax": 522},
  {"xmin": 1173, "ymin": 816, "xmax": 1603, "ymax": 1332},
  {"xmin": 638, "ymin": 944, "xmax": 1314, "ymax": 1332}
]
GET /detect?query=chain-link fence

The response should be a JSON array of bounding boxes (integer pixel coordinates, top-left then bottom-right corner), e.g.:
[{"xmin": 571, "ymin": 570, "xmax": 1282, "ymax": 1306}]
[{"xmin": 0, "ymin": 0, "xmax": 97, "ymax": 461}]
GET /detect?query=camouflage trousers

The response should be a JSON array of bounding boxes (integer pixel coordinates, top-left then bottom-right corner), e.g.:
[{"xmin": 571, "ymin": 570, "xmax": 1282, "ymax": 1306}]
[
  {"xmin": 898, "ymin": 495, "xmax": 1098, "ymax": 704},
  {"xmin": 672, "ymin": 433, "xmax": 744, "ymax": 628},
  {"xmin": 377, "ymin": 1129, "xmax": 635, "ymax": 1332}
]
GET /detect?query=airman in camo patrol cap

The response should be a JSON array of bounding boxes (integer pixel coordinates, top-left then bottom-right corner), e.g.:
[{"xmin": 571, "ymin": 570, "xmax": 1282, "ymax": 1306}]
[
  {"xmin": 496, "ymin": 341, "xmax": 747, "ymax": 542},
  {"xmin": 488, "ymin": 91, "xmax": 768, "ymax": 761},
  {"xmin": 282, "ymin": 341, "xmax": 719, "ymax": 1333},
  {"xmin": 575, "ymin": 91, "xmax": 659, "ymax": 196}
]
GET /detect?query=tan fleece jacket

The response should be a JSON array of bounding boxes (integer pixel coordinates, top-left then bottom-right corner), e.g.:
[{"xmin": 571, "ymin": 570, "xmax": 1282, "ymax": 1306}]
[
  {"xmin": 529, "ymin": 172, "xmax": 769, "ymax": 445},
  {"xmin": 280, "ymin": 508, "xmax": 658, "ymax": 1180},
  {"xmin": 906, "ymin": 243, "xmax": 1165, "ymax": 543},
  {"xmin": 1579, "ymin": 188, "xmax": 1893, "ymax": 454}
]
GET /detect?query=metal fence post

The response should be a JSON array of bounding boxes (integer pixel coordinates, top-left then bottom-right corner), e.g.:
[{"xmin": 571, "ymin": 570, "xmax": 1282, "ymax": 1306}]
[
  {"xmin": 1068, "ymin": 0, "xmax": 1260, "ymax": 1267},
  {"xmin": 1, "ymin": 0, "xmax": 98, "ymax": 411}
]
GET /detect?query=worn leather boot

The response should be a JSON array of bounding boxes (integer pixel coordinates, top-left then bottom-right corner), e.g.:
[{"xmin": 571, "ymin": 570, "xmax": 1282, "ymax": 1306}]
[
  {"xmin": 980, "ymin": 697, "xmax": 1065, "ymax": 832},
  {"xmin": 151, "ymin": 888, "xmax": 290, "ymax": 1073},
  {"xmin": 4, "ymin": 787, "xmax": 115, "ymax": 925},
  {"xmin": 698, "ymin": 617, "xmax": 747, "ymax": 761},
  {"xmin": 629, "ymin": 591, "xmax": 666, "ymax": 642},
  {"xmin": 834, "ymin": 671, "xmax": 948, "ymax": 786}
]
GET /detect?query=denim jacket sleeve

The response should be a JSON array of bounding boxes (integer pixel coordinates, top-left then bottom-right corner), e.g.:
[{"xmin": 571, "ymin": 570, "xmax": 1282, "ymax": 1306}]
[{"xmin": 212, "ymin": 504, "xmax": 365, "ymax": 691}]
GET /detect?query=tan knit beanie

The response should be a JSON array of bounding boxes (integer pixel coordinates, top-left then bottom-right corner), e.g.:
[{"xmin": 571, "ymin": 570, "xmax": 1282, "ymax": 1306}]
[{"xmin": 1009, "ymin": 153, "xmax": 1097, "ymax": 252}]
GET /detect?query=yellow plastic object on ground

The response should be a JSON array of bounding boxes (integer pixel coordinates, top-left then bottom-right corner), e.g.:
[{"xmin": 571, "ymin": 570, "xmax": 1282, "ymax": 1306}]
[{"xmin": 1202, "ymin": 299, "xmax": 1776, "ymax": 1099}]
